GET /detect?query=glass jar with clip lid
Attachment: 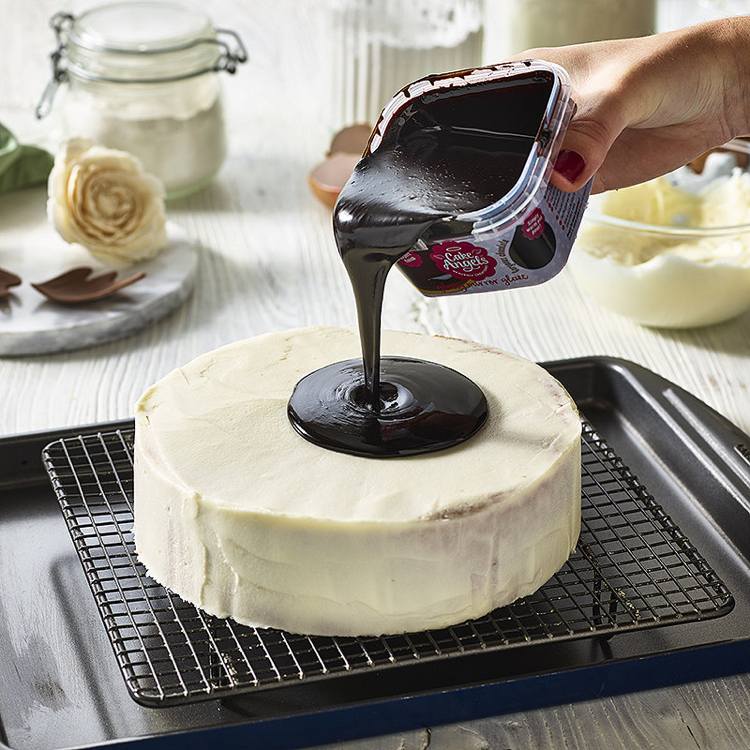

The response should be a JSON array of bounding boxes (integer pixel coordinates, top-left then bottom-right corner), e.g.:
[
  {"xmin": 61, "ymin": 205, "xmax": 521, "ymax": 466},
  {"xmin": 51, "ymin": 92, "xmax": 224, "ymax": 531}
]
[{"xmin": 37, "ymin": 1, "xmax": 247, "ymax": 198}]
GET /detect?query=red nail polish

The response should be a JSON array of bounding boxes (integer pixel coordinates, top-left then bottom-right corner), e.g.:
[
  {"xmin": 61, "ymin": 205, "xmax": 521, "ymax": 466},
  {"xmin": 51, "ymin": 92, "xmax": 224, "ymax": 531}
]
[{"xmin": 555, "ymin": 150, "xmax": 585, "ymax": 183}]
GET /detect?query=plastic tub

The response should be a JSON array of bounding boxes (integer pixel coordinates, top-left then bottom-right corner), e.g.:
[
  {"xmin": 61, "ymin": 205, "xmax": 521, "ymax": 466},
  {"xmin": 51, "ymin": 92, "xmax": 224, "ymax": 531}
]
[{"xmin": 364, "ymin": 60, "xmax": 592, "ymax": 297}]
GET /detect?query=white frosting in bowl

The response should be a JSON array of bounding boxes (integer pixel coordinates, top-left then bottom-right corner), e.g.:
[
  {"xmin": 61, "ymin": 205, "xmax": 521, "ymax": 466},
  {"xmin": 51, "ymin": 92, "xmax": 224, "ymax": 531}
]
[{"xmin": 572, "ymin": 151, "xmax": 750, "ymax": 328}]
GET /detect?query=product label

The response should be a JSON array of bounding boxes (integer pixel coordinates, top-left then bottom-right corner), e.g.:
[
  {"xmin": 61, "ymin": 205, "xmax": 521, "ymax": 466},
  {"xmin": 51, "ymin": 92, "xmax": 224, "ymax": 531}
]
[
  {"xmin": 397, "ymin": 179, "xmax": 593, "ymax": 297},
  {"xmin": 399, "ymin": 251, "xmax": 423, "ymax": 268},
  {"xmin": 429, "ymin": 241, "xmax": 497, "ymax": 281},
  {"xmin": 521, "ymin": 207, "xmax": 545, "ymax": 240}
]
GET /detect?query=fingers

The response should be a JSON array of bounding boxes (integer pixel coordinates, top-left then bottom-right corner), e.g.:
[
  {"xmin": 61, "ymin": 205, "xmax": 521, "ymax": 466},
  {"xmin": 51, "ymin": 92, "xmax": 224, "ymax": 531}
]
[
  {"xmin": 499, "ymin": 44, "xmax": 637, "ymax": 193},
  {"xmin": 550, "ymin": 115, "xmax": 623, "ymax": 193},
  {"xmin": 589, "ymin": 126, "xmax": 725, "ymax": 193}
]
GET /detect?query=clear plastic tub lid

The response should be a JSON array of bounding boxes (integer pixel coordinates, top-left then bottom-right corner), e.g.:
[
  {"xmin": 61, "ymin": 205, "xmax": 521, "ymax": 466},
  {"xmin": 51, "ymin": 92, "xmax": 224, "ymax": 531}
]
[{"xmin": 368, "ymin": 60, "xmax": 576, "ymax": 235}]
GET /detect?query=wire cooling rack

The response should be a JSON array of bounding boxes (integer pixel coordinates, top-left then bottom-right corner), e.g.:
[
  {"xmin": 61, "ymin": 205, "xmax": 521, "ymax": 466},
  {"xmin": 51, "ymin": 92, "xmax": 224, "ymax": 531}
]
[{"xmin": 42, "ymin": 423, "xmax": 733, "ymax": 707}]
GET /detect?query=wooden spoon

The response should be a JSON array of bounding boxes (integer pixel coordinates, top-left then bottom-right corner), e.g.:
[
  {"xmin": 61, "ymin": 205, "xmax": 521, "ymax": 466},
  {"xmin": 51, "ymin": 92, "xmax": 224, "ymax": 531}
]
[
  {"xmin": 0, "ymin": 268, "xmax": 21, "ymax": 299},
  {"xmin": 32, "ymin": 267, "xmax": 146, "ymax": 304}
]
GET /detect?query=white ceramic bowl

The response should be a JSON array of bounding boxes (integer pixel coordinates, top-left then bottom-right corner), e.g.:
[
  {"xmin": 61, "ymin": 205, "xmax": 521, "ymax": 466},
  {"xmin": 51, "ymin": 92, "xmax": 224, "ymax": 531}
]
[{"xmin": 570, "ymin": 142, "xmax": 750, "ymax": 328}]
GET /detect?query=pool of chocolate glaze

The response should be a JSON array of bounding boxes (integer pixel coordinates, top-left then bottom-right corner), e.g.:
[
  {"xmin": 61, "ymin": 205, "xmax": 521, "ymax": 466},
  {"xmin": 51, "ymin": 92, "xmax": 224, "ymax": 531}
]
[{"xmin": 289, "ymin": 70, "xmax": 554, "ymax": 457}]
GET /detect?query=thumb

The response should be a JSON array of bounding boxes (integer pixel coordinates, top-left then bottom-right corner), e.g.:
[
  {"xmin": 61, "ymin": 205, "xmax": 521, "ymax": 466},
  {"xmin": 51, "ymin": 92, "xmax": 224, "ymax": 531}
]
[{"xmin": 550, "ymin": 116, "xmax": 623, "ymax": 193}]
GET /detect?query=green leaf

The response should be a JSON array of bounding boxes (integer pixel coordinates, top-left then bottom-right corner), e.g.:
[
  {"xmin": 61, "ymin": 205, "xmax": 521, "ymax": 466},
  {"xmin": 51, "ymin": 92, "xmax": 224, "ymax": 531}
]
[{"xmin": 0, "ymin": 122, "xmax": 54, "ymax": 193}]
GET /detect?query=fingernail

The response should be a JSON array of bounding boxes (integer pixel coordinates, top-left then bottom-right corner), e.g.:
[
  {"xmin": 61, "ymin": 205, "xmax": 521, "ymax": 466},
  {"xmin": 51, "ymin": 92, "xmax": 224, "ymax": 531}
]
[{"xmin": 555, "ymin": 150, "xmax": 586, "ymax": 183}]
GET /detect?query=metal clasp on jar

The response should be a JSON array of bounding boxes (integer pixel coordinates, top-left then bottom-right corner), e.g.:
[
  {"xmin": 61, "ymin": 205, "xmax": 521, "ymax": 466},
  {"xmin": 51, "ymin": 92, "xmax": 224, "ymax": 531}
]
[{"xmin": 36, "ymin": 10, "xmax": 248, "ymax": 119}]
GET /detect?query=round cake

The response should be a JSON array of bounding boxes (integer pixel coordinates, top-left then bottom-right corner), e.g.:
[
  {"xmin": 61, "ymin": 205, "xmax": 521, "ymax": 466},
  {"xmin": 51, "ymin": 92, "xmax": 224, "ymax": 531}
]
[{"xmin": 134, "ymin": 327, "xmax": 581, "ymax": 636}]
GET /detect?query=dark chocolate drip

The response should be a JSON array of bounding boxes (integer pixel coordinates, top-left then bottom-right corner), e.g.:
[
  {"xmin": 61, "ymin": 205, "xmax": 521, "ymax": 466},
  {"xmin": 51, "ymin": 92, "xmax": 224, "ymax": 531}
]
[
  {"xmin": 336, "ymin": 128, "xmax": 531, "ymax": 403},
  {"xmin": 288, "ymin": 73, "xmax": 554, "ymax": 457},
  {"xmin": 287, "ymin": 357, "xmax": 488, "ymax": 457}
]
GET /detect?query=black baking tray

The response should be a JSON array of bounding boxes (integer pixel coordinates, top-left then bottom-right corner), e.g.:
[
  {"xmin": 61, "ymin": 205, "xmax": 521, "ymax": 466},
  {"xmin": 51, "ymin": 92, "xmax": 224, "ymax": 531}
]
[{"xmin": 2, "ymin": 357, "xmax": 750, "ymax": 750}]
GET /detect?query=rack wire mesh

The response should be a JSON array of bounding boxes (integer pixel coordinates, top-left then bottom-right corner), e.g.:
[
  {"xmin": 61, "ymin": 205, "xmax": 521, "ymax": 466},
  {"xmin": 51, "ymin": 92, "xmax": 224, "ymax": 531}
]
[{"xmin": 42, "ymin": 423, "xmax": 733, "ymax": 707}]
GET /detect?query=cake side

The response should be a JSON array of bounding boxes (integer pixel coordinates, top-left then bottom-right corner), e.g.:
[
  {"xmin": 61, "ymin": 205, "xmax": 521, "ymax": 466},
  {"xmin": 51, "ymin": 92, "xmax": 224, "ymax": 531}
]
[{"xmin": 135, "ymin": 431, "xmax": 580, "ymax": 636}]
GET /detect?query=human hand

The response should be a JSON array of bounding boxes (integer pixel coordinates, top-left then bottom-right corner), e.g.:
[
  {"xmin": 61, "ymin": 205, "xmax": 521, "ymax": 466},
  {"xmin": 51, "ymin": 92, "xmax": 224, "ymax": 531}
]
[{"xmin": 515, "ymin": 18, "xmax": 750, "ymax": 193}]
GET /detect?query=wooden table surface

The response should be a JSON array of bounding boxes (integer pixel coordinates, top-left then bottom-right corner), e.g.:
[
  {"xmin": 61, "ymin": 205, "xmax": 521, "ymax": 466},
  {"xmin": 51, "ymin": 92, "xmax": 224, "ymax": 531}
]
[{"xmin": 2, "ymin": 2, "xmax": 750, "ymax": 748}]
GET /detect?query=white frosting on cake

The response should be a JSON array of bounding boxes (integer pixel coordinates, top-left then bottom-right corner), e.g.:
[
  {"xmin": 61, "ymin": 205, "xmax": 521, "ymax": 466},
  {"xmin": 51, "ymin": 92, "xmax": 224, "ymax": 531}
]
[{"xmin": 134, "ymin": 327, "xmax": 581, "ymax": 636}]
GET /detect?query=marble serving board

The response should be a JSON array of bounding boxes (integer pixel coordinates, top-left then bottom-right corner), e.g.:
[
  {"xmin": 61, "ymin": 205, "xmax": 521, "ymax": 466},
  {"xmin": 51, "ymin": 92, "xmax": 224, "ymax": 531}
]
[{"xmin": 0, "ymin": 222, "xmax": 197, "ymax": 356}]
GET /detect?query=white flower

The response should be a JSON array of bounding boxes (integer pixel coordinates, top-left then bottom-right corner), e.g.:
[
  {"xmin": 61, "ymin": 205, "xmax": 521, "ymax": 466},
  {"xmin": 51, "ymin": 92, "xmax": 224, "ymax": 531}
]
[{"xmin": 48, "ymin": 139, "xmax": 167, "ymax": 265}]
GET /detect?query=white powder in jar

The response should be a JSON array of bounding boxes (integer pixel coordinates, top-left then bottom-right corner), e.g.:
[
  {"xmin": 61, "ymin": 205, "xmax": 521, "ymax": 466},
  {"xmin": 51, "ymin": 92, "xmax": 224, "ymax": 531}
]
[{"xmin": 59, "ymin": 74, "xmax": 226, "ymax": 198}]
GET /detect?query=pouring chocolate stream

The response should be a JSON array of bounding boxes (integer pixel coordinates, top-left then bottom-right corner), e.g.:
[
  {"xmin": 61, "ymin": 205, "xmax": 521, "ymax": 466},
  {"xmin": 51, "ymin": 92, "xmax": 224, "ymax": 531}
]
[{"xmin": 289, "ymin": 65, "xmax": 589, "ymax": 457}]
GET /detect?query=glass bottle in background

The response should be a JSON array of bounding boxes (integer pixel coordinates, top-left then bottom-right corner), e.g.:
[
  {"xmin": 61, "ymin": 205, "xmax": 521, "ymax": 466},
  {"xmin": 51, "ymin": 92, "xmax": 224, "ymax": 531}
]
[
  {"xmin": 658, "ymin": 0, "xmax": 750, "ymax": 31},
  {"xmin": 483, "ymin": 0, "xmax": 655, "ymax": 60},
  {"xmin": 322, "ymin": 0, "xmax": 484, "ymax": 131}
]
